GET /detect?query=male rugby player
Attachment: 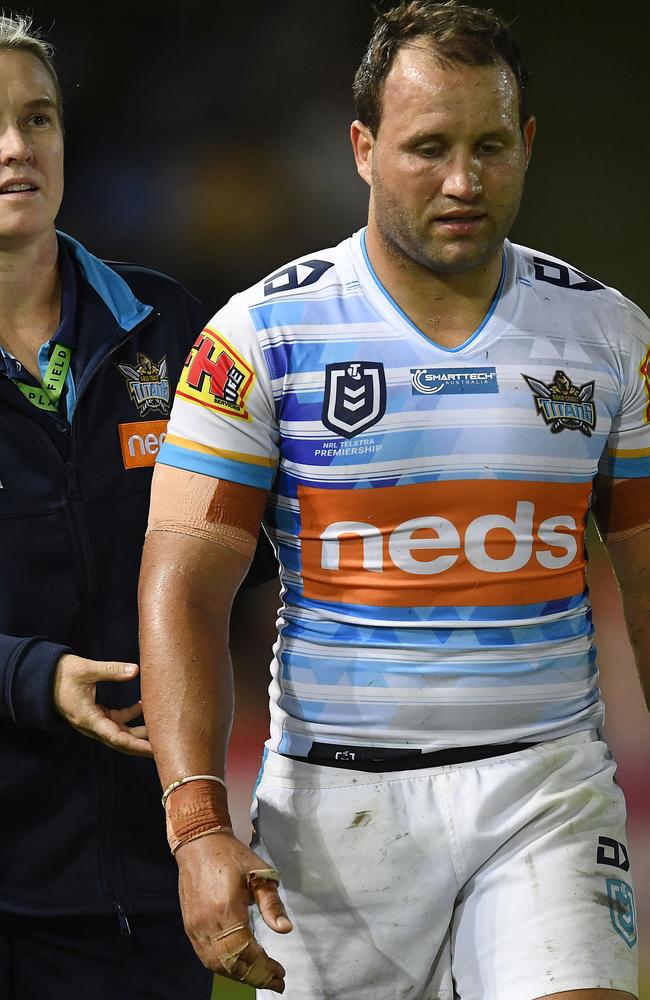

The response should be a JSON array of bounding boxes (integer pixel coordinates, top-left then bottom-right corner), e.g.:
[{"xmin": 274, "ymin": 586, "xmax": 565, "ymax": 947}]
[{"xmin": 139, "ymin": 2, "xmax": 648, "ymax": 997}]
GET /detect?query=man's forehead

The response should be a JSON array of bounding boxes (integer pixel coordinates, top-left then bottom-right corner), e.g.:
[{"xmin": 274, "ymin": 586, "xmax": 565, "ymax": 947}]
[{"xmin": 383, "ymin": 43, "xmax": 519, "ymax": 116}]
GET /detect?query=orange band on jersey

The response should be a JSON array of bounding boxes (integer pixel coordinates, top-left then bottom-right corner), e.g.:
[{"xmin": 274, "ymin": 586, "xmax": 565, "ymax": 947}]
[
  {"xmin": 593, "ymin": 477, "xmax": 650, "ymax": 543},
  {"xmin": 147, "ymin": 464, "xmax": 266, "ymax": 557},
  {"xmin": 299, "ymin": 479, "xmax": 592, "ymax": 608}
]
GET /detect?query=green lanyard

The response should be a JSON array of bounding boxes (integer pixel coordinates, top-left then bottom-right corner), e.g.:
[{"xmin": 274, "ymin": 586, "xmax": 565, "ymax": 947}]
[{"xmin": 13, "ymin": 343, "xmax": 72, "ymax": 413}]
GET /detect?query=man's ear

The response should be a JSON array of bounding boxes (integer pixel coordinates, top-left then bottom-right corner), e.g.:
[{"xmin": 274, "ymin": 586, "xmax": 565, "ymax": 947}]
[{"xmin": 350, "ymin": 119, "xmax": 374, "ymax": 186}]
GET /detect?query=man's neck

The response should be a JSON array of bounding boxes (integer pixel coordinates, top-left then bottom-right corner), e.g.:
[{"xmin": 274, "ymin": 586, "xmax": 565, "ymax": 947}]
[
  {"xmin": 0, "ymin": 230, "xmax": 61, "ymax": 378},
  {"xmin": 364, "ymin": 223, "xmax": 504, "ymax": 350}
]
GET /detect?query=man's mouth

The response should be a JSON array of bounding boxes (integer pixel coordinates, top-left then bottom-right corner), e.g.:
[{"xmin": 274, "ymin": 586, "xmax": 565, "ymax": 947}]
[{"xmin": 434, "ymin": 212, "xmax": 486, "ymax": 234}]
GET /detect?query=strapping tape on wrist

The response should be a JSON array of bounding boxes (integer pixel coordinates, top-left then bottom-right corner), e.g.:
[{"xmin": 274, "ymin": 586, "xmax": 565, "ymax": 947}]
[{"xmin": 164, "ymin": 778, "xmax": 232, "ymax": 854}]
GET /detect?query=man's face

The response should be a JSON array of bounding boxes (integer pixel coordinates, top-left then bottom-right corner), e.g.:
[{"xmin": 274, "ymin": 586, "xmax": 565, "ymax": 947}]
[
  {"xmin": 353, "ymin": 43, "xmax": 535, "ymax": 275},
  {"xmin": 0, "ymin": 49, "xmax": 63, "ymax": 247}
]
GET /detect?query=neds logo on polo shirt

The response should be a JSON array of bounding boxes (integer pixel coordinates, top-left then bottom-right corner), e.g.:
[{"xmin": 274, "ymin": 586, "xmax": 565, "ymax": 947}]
[
  {"xmin": 118, "ymin": 420, "xmax": 167, "ymax": 469},
  {"xmin": 299, "ymin": 479, "xmax": 591, "ymax": 607}
]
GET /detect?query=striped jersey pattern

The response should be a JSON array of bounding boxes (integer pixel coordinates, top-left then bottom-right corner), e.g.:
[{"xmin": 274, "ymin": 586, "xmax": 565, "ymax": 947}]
[{"xmin": 159, "ymin": 231, "xmax": 650, "ymax": 756}]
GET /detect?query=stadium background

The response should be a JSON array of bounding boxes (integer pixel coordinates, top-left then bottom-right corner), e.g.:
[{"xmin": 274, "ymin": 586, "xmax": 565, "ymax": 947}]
[{"xmin": 22, "ymin": 1, "xmax": 650, "ymax": 996}]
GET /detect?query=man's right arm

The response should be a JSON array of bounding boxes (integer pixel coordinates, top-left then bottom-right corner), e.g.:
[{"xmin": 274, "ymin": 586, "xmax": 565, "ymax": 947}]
[{"xmin": 138, "ymin": 463, "xmax": 291, "ymax": 993}]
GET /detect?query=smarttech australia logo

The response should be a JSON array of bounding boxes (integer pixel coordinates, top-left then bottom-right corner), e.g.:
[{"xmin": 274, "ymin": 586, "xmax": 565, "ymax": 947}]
[{"xmin": 410, "ymin": 366, "xmax": 499, "ymax": 395}]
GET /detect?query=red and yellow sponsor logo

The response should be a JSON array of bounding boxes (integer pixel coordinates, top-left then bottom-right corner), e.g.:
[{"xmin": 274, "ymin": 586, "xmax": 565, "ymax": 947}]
[
  {"xmin": 177, "ymin": 327, "xmax": 255, "ymax": 420},
  {"xmin": 639, "ymin": 347, "xmax": 650, "ymax": 423},
  {"xmin": 118, "ymin": 419, "xmax": 168, "ymax": 469},
  {"xmin": 299, "ymin": 479, "xmax": 591, "ymax": 607}
]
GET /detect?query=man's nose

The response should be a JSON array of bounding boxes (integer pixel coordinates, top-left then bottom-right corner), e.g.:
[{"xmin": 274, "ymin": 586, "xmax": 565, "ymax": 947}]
[
  {"xmin": 0, "ymin": 124, "xmax": 33, "ymax": 165},
  {"xmin": 441, "ymin": 152, "xmax": 482, "ymax": 200}
]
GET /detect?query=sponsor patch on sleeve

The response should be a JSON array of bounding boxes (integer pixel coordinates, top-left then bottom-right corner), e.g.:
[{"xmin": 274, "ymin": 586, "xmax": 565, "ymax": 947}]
[
  {"xmin": 176, "ymin": 328, "xmax": 256, "ymax": 420},
  {"xmin": 639, "ymin": 347, "xmax": 650, "ymax": 423}
]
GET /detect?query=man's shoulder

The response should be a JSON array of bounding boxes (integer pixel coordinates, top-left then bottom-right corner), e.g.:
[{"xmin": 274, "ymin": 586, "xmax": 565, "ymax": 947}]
[
  {"xmin": 510, "ymin": 241, "xmax": 649, "ymax": 341},
  {"xmin": 510, "ymin": 240, "xmax": 619, "ymax": 302},
  {"xmin": 234, "ymin": 234, "xmax": 356, "ymax": 311}
]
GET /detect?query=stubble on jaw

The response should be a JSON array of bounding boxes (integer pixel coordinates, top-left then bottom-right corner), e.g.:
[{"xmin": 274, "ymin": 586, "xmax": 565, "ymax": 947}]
[{"xmin": 369, "ymin": 163, "xmax": 520, "ymax": 279}]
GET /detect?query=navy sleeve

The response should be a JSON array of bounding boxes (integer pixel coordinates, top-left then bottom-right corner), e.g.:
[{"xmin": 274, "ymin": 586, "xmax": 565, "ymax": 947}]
[{"xmin": 0, "ymin": 634, "xmax": 71, "ymax": 731}]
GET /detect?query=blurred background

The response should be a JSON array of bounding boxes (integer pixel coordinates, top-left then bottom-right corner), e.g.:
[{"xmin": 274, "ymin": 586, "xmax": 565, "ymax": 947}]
[{"xmin": 26, "ymin": 0, "xmax": 650, "ymax": 994}]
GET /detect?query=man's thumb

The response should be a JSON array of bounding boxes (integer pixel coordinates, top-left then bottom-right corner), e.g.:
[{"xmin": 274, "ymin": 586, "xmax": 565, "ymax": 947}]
[{"xmin": 94, "ymin": 661, "xmax": 139, "ymax": 681}]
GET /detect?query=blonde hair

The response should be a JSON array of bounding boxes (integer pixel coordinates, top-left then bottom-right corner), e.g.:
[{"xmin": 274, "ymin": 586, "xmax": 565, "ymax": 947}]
[{"xmin": 0, "ymin": 13, "xmax": 62, "ymax": 119}]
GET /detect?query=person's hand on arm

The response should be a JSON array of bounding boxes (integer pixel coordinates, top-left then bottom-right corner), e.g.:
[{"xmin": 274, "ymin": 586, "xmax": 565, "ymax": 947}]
[
  {"xmin": 53, "ymin": 653, "xmax": 152, "ymax": 756},
  {"xmin": 0, "ymin": 632, "xmax": 150, "ymax": 754},
  {"xmin": 138, "ymin": 463, "xmax": 292, "ymax": 993},
  {"xmin": 593, "ymin": 474, "xmax": 650, "ymax": 710}
]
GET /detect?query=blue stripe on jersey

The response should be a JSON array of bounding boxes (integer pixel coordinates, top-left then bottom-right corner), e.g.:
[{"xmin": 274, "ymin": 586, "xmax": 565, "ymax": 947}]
[
  {"xmin": 601, "ymin": 455, "xmax": 650, "ymax": 478},
  {"xmin": 279, "ymin": 427, "xmax": 604, "ymax": 469},
  {"xmin": 280, "ymin": 647, "xmax": 597, "ymax": 688},
  {"xmin": 250, "ymin": 294, "xmax": 382, "ymax": 333},
  {"xmin": 280, "ymin": 589, "xmax": 592, "ymax": 633},
  {"xmin": 157, "ymin": 442, "xmax": 276, "ymax": 488},
  {"xmin": 273, "ymin": 468, "xmax": 594, "ymax": 498}
]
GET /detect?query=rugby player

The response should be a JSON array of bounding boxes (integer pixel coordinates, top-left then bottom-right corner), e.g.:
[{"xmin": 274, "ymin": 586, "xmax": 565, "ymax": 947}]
[{"xmin": 139, "ymin": 2, "xmax": 648, "ymax": 997}]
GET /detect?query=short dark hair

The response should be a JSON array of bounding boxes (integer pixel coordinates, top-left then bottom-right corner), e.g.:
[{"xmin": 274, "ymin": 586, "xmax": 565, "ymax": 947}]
[{"xmin": 353, "ymin": 0, "xmax": 529, "ymax": 135}]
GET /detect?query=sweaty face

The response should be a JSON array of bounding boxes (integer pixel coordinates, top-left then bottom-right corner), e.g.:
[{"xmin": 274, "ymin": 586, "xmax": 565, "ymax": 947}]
[
  {"xmin": 0, "ymin": 49, "xmax": 64, "ymax": 246},
  {"xmin": 368, "ymin": 45, "xmax": 534, "ymax": 275}
]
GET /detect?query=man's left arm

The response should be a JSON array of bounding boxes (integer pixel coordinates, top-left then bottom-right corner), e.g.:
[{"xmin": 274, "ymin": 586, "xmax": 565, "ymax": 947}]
[{"xmin": 593, "ymin": 475, "xmax": 650, "ymax": 709}]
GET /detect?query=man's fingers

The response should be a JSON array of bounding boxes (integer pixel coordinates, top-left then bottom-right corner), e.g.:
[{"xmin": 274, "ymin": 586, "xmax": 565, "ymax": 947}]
[
  {"xmin": 252, "ymin": 879, "xmax": 293, "ymax": 934},
  {"xmin": 107, "ymin": 701, "xmax": 144, "ymax": 725},
  {"xmin": 77, "ymin": 710, "xmax": 153, "ymax": 757},
  {"xmin": 209, "ymin": 929, "xmax": 285, "ymax": 992}
]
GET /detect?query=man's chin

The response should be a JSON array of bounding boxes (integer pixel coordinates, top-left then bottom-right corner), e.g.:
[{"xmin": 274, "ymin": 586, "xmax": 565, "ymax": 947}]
[{"xmin": 416, "ymin": 237, "xmax": 503, "ymax": 275}]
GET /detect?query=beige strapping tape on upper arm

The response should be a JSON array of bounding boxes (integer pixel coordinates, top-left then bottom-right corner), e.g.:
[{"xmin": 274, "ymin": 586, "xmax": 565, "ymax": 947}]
[{"xmin": 146, "ymin": 464, "xmax": 265, "ymax": 558}]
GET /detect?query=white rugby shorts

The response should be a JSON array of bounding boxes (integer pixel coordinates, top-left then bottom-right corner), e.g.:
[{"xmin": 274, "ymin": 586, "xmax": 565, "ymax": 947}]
[{"xmin": 251, "ymin": 731, "xmax": 638, "ymax": 1000}]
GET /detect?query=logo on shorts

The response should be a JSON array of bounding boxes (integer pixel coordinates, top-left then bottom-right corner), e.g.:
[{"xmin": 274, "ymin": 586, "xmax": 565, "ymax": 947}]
[
  {"xmin": 411, "ymin": 367, "xmax": 498, "ymax": 395},
  {"xmin": 523, "ymin": 369, "xmax": 596, "ymax": 436},
  {"xmin": 177, "ymin": 329, "xmax": 256, "ymax": 420},
  {"xmin": 597, "ymin": 836, "xmax": 630, "ymax": 872},
  {"xmin": 322, "ymin": 362, "xmax": 386, "ymax": 439},
  {"xmin": 606, "ymin": 878, "xmax": 637, "ymax": 948},
  {"xmin": 639, "ymin": 347, "xmax": 650, "ymax": 423},
  {"xmin": 117, "ymin": 354, "xmax": 170, "ymax": 415}
]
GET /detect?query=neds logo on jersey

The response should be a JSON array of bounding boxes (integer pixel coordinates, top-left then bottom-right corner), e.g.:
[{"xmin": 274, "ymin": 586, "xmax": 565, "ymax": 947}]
[
  {"xmin": 177, "ymin": 328, "xmax": 255, "ymax": 420},
  {"xmin": 299, "ymin": 479, "xmax": 591, "ymax": 607}
]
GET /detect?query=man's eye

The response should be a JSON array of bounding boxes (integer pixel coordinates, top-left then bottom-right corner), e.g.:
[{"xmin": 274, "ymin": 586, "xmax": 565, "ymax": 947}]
[
  {"xmin": 28, "ymin": 114, "xmax": 51, "ymax": 127},
  {"xmin": 479, "ymin": 142, "xmax": 505, "ymax": 155},
  {"xmin": 417, "ymin": 146, "xmax": 444, "ymax": 159}
]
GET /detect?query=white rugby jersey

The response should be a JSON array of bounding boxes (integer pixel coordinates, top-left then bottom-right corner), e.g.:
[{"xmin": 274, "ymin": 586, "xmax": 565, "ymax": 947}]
[{"xmin": 159, "ymin": 231, "xmax": 650, "ymax": 759}]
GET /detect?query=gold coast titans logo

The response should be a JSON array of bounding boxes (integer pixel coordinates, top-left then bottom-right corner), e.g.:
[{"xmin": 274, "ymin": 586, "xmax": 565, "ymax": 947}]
[
  {"xmin": 117, "ymin": 354, "xmax": 170, "ymax": 415},
  {"xmin": 523, "ymin": 369, "xmax": 596, "ymax": 436}
]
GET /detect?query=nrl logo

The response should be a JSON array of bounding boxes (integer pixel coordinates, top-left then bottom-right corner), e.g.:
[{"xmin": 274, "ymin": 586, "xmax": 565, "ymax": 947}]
[
  {"xmin": 523, "ymin": 369, "xmax": 595, "ymax": 436},
  {"xmin": 606, "ymin": 878, "xmax": 637, "ymax": 949},
  {"xmin": 322, "ymin": 361, "xmax": 386, "ymax": 439},
  {"xmin": 117, "ymin": 353, "xmax": 170, "ymax": 415}
]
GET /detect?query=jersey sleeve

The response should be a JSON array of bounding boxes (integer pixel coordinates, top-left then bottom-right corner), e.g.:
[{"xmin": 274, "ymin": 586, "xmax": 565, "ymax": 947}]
[
  {"xmin": 157, "ymin": 294, "xmax": 279, "ymax": 489},
  {"xmin": 599, "ymin": 298, "xmax": 650, "ymax": 479}
]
